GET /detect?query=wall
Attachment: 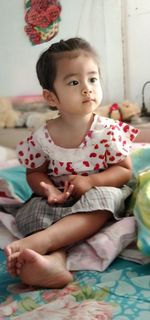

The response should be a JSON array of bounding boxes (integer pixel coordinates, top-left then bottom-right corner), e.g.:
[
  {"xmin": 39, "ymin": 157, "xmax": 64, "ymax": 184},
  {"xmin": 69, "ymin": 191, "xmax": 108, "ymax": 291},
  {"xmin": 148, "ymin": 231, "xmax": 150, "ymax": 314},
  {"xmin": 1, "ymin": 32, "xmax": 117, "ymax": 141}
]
[
  {"xmin": 123, "ymin": 0, "xmax": 150, "ymax": 110},
  {"xmin": 0, "ymin": 0, "xmax": 150, "ymax": 109},
  {"xmin": 0, "ymin": 0, "xmax": 124, "ymax": 104}
]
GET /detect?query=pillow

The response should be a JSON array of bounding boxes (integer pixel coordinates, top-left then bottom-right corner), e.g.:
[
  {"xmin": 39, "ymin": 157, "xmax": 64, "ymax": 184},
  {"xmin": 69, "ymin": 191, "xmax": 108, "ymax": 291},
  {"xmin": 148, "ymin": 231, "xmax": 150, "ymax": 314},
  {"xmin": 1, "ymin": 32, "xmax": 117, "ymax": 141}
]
[
  {"xmin": 0, "ymin": 146, "xmax": 16, "ymax": 162},
  {"xmin": 10, "ymin": 95, "xmax": 49, "ymax": 113},
  {"xmin": 130, "ymin": 145, "xmax": 150, "ymax": 175},
  {"xmin": 133, "ymin": 170, "xmax": 150, "ymax": 256},
  {"xmin": 127, "ymin": 146, "xmax": 150, "ymax": 202},
  {"xmin": 127, "ymin": 145, "xmax": 150, "ymax": 256},
  {"xmin": 0, "ymin": 166, "xmax": 32, "ymax": 202},
  {"xmin": 67, "ymin": 217, "xmax": 136, "ymax": 271}
]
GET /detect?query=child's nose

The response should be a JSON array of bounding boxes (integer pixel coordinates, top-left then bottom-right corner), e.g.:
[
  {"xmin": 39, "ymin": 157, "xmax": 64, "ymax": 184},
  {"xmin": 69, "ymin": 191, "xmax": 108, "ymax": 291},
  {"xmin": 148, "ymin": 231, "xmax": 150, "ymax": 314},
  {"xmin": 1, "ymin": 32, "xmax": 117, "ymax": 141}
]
[{"xmin": 81, "ymin": 88, "xmax": 92, "ymax": 95}]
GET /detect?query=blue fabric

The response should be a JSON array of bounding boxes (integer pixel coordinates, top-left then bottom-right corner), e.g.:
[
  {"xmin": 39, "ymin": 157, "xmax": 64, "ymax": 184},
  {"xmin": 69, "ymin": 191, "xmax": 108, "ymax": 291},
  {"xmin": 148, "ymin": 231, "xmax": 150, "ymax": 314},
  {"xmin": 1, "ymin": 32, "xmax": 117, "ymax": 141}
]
[{"xmin": 0, "ymin": 166, "xmax": 32, "ymax": 202}]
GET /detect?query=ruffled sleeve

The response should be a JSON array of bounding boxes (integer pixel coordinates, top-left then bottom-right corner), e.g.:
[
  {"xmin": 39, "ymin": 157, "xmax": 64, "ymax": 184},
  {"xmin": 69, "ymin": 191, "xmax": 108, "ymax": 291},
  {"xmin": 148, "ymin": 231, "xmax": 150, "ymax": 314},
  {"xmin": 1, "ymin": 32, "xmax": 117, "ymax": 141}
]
[
  {"xmin": 17, "ymin": 131, "xmax": 47, "ymax": 169},
  {"xmin": 104, "ymin": 120, "xmax": 139, "ymax": 164}
]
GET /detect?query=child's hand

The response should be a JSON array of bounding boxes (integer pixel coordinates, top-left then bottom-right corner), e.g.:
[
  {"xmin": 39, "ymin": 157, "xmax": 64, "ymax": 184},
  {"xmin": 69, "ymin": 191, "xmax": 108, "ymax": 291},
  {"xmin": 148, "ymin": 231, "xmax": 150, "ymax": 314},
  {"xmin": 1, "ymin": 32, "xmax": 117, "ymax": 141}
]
[
  {"xmin": 40, "ymin": 181, "xmax": 74, "ymax": 204},
  {"xmin": 68, "ymin": 175, "xmax": 92, "ymax": 198}
]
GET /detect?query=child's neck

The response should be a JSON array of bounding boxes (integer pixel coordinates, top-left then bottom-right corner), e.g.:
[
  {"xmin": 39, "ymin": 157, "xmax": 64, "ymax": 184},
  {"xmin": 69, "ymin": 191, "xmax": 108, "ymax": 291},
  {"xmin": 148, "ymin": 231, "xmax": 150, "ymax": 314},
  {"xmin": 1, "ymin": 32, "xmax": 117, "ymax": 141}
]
[
  {"xmin": 50, "ymin": 113, "xmax": 95, "ymax": 148},
  {"xmin": 60, "ymin": 112, "xmax": 94, "ymax": 131}
]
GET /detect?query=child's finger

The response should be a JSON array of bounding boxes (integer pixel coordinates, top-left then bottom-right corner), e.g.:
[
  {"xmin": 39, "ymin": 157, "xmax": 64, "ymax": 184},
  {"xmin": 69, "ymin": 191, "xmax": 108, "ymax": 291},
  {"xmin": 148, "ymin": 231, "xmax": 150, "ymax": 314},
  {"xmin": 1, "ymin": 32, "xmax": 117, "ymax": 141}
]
[
  {"xmin": 40, "ymin": 181, "xmax": 49, "ymax": 190},
  {"xmin": 64, "ymin": 181, "xmax": 74, "ymax": 195},
  {"xmin": 63, "ymin": 181, "xmax": 69, "ymax": 193},
  {"xmin": 67, "ymin": 183, "xmax": 74, "ymax": 195}
]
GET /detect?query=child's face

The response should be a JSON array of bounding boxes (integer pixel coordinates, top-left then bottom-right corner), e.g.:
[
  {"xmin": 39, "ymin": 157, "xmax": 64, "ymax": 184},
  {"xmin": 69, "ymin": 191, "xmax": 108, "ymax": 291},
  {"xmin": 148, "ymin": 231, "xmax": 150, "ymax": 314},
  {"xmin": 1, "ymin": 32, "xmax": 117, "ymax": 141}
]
[{"xmin": 52, "ymin": 53, "xmax": 103, "ymax": 116}]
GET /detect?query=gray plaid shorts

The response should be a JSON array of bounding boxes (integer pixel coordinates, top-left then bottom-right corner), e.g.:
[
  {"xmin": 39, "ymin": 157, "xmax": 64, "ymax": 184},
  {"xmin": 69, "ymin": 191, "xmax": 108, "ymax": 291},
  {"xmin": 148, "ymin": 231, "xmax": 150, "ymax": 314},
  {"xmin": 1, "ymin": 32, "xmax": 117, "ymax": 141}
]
[{"xmin": 13, "ymin": 185, "xmax": 132, "ymax": 236}]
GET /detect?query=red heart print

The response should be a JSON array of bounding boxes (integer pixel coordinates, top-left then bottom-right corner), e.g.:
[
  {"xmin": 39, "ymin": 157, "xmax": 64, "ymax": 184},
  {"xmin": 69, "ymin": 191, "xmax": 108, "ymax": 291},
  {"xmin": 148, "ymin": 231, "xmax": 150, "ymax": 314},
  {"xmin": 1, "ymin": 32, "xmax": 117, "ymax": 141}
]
[
  {"xmin": 99, "ymin": 155, "xmax": 105, "ymax": 159},
  {"xmin": 54, "ymin": 167, "xmax": 58, "ymax": 175},
  {"xmin": 30, "ymin": 154, "xmax": 34, "ymax": 160},
  {"xmin": 30, "ymin": 141, "xmax": 35, "ymax": 146},
  {"xmin": 18, "ymin": 151, "xmax": 24, "ymax": 157},
  {"xmin": 109, "ymin": 156, "xmax": 115, "ymax": 161},
  {"xmin": 87, "ymin": 131, "xmax": 92, "ymax": 138},
  {"xmin": 66, "ymin": 162, "xmax": 73, "ymax": 172},
  {"xmin": 100, "ymin": 139, "xmax": 108, "ymax": 143},
  {"xmin": 35, "ymin": 153, "xmax": 41, "ymax": 158},
  {"xmin": 116, "ymin": 152, "xmax": 122, "ymax": 156},
  {"xmin": 107, "ymin": 131, "xmax": 112, "ymax": 135},
  {"xmin": 130, "ymin": 134, "xmax": 135, "ymax": 141},
  {"xmin": 89, "ymin": 152, "xmax": 97, "ymax": 158},
  {"xmin": 131, "ymin": 128, "xmax": 139, "ymax": 134},
  {"xmin": 25, "ymin": 159, "xmax": 29, "ymax": 165},
  {"xmin": 83, "ymin": 161, "xmax": 90, "ymax": 167},
  {"xmin": 94, "ymin": 163, "xmax": 100, "ymax": 170},
  {"xmin": 123, "ymin": 124, "xmax": 129, "ymax": 132},
  {"xmin": 31, "ymin": 162, "xmax": 35, "ymax": 168}
]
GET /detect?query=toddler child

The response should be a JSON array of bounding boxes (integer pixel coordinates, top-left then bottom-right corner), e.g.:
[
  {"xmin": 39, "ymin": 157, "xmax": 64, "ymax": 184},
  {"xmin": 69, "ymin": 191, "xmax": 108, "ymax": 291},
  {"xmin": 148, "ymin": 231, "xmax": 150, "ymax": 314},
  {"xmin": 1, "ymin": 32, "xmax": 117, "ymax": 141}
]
[{"xmin": 5, "ymin": 37, "xmax": 139, "ymax": 288}]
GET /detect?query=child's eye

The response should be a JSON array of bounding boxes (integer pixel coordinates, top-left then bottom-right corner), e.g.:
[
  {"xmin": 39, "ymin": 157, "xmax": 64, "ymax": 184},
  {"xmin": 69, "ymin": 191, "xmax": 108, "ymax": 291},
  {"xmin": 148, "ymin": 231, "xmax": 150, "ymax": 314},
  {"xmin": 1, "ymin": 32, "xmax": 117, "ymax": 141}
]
[
  {"xmin": 68, "ymin": 80, "xmax": 79, "ymax": 86},
  {"xmin": 90, "ymin": 77, "xmax": 97, "ymax": 83}
]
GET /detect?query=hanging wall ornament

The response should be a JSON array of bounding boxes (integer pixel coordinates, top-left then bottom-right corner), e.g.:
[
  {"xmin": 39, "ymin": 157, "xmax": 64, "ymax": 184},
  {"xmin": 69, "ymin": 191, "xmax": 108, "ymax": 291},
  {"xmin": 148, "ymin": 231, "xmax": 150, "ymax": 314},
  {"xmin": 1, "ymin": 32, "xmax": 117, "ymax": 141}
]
[{"xmin": 24, "ymin": 0, "xmax": 61, "ymax": 45}]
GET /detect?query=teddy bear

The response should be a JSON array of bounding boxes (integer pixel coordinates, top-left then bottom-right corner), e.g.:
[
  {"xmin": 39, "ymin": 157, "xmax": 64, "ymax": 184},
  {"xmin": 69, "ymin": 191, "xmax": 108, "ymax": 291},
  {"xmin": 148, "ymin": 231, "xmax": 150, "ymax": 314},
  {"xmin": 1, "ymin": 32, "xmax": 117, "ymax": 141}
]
[
  {"xmin": 18, "ymin": 110, "xmax": 59, "ymax": 129},
  {"xmin": 95, "ymin": 100, "xmax": 141, "ymax": 122},
  {"xmin": 0, "ymin": 97, "xmax": 20, "ymax": 128}
]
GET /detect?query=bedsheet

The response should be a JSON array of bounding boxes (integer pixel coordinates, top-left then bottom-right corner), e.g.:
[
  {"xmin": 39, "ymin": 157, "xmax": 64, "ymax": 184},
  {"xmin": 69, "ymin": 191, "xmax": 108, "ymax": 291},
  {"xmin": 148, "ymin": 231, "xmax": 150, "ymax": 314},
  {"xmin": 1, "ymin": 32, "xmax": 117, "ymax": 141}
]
[{"xmin": 0, "ymin": 250, "xmax": 150, "ymax": 319}]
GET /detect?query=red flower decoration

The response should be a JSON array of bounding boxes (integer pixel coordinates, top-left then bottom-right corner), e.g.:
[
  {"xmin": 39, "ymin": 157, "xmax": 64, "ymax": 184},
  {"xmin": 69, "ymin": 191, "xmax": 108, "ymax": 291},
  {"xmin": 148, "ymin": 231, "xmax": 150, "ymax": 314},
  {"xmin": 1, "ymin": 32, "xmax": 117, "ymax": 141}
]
[
  {"xmin": 24, "ymin": 0, "xmax": 61, "ymax": 45},
  {"xmin": 31, "ymin": 0, "xmax": 49, "ymax": 12}
]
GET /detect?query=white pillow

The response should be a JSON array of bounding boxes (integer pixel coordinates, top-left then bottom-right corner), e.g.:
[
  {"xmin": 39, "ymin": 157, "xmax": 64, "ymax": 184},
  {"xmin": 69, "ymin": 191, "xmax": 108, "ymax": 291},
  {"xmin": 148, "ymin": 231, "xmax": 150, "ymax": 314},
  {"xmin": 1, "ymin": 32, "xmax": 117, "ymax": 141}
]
[{"xmin": 0, "ymin": 146, "xmax": 16, "ymax": 162}]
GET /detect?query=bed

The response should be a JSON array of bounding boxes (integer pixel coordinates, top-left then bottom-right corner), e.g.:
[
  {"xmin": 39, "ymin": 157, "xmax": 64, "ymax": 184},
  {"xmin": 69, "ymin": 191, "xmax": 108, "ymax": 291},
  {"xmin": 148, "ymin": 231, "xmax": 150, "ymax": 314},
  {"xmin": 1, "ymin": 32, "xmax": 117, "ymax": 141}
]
[{"xmin": 0, "ymin": 125, "xmax": 150, "ymax": 319}]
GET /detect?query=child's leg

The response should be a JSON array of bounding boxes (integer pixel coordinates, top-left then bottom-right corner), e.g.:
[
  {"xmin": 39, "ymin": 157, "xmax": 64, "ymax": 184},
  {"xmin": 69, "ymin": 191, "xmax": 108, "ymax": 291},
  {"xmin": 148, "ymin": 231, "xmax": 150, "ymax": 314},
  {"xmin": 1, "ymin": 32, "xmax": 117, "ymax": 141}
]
[
  {"xmin": 6, "ymin": 210, "xmax": 111, "ymax": 288},
  {"xmin": 5, "ymin": 210, "xmax": 112, "ymax": 271}
]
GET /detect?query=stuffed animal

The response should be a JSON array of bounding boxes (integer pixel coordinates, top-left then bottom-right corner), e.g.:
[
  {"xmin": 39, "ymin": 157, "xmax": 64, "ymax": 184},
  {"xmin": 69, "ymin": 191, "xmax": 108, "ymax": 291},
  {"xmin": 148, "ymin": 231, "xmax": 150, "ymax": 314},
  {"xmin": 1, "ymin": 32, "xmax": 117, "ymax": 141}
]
[
  {"xmin": 95, "ymin": 100, "xmax": 140, "ymax": 122},
  {"xmin": 0, "ymin": 97, "xmax": 20, "ymax": 128},
  {"xmin": 17, "ymin": 111, "xmax": 58, "ymax": 129},
  {"xmin": 17, "ymin": 100, "xmax": 141, "ymax": 129}
]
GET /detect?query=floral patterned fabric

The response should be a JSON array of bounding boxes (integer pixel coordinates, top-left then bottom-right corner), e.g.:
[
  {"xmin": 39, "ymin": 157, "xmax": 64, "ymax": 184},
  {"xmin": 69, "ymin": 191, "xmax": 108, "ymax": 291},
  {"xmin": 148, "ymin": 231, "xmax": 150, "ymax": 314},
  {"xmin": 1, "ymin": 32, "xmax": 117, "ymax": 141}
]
[
  {"xmin": 24, "ymin": 0, "xmax": 61, "ymax": 45},
  {"xmin": 0, "ymin": 250, "xmax": 150, "ymax": 319}
]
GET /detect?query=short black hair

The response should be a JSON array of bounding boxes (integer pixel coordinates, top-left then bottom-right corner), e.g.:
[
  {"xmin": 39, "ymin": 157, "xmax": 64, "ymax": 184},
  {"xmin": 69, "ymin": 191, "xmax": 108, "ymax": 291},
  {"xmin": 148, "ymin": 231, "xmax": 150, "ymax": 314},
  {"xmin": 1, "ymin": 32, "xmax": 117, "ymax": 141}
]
[{"xmin": 36, "ymin": 37, "xmax": 100, "ymax": 92}]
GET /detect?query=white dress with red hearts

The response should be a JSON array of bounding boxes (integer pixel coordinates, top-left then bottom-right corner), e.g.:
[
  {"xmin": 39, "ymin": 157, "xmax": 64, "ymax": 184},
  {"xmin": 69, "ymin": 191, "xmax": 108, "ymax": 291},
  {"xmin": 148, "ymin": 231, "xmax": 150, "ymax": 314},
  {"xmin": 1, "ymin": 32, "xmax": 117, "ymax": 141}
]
[{"xmin": 17, "ymin": 114, "xmax": 139, "ymax": 190}]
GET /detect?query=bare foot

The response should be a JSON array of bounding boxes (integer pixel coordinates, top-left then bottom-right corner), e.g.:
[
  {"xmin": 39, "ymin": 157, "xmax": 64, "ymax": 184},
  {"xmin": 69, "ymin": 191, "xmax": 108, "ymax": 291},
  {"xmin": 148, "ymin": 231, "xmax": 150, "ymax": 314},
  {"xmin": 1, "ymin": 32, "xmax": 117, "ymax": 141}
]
[
  {"xmin": 5, "ymin": 229, "xmax": 53, "ymax": 273},
  {"xmin": 15, "ymin": 249, "xmax": 73, "ymax": 288}
]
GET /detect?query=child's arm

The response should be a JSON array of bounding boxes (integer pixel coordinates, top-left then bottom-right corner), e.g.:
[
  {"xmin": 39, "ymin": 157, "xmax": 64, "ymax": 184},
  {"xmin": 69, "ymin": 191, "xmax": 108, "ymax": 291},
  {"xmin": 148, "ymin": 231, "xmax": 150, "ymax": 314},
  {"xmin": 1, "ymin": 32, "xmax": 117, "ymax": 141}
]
[
  {"xmin": 26, "ymin": 161, "xmax": 73, "ymax": 204},
  {"xmin": 68, "ymin": 155, "xmax": 132, "ymax": 198},
  {"xmin": 90, "ymin": 155, "xmax": 132, "ymax": 187}
]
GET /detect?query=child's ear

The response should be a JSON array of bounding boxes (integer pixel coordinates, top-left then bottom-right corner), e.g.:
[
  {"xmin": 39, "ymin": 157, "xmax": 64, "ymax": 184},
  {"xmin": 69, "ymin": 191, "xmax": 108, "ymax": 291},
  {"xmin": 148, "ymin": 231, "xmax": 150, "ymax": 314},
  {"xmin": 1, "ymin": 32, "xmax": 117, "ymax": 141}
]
[{"xmin": 43, "ymin": 89, "xmax": 59, "ymax": 108}]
